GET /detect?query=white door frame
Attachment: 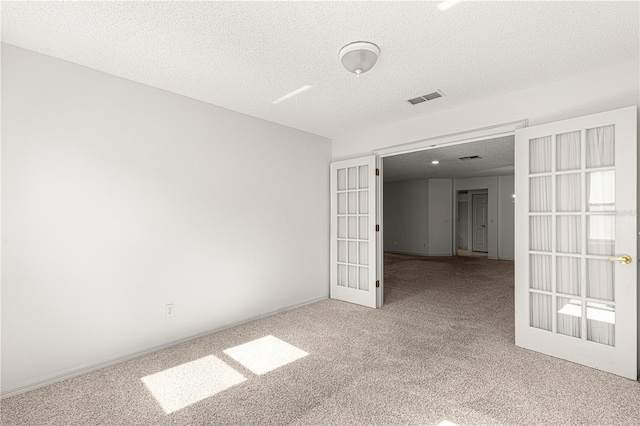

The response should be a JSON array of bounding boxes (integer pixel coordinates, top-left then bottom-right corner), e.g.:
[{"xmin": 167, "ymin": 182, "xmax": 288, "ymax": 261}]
[
  {"xmin": 455, "ymin": 191, "xmax": 469, "ymax": 254},
  {"xmin": 373, "ymin": 120, "xmax": 528, "ymax": 306}
]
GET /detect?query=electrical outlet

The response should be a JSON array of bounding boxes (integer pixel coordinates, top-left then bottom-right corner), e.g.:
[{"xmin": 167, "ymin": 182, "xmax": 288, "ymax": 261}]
[{"xmin": 166, "ymin": 303, "xmax": 175, "ymax": 318}]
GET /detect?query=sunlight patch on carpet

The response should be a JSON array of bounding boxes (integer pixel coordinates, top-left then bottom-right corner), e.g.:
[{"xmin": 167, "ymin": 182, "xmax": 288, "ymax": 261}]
[
  {"xmin": 223, "ymin": 335, "xmax": 308, "ymax": 375},
  {"xmin": 437, "ymin": 420, "xmax": 460, "ymax": 426},
  {"xmin": 142, "ymin": 355, "xmax": 246, "ymax": 414}
]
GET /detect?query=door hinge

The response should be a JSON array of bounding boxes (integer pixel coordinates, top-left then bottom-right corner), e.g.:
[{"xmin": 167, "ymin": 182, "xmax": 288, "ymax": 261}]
[
  {"xmin": 376, "ymin": 224, "xmax": 380, "ymax": 232},
  {"xmin": 376, "ymin": 168, "xmax": 380, "ymax": 176},
  {"xmin": 376, "ymin": 280, "xmax": 380, "ymax": 288}
]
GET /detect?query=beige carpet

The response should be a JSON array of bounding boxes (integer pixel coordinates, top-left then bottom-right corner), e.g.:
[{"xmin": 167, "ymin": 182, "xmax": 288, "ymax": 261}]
[{"xmin": 2, "ymin": 254, "xmax": 640, "ymax": 425}]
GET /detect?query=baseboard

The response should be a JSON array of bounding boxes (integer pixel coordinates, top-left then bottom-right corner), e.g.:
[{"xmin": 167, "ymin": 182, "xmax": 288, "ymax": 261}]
[
  {"xmin": 1, "ymin": 295, "xmax": 328, "ymax": 399},
  {"xmin": 384, "ymin": 250, "xmax": 453, "ymax": 257},
  {"xmin": 384, "ymin": 250, "xmax": 428, "ymax": 256}
]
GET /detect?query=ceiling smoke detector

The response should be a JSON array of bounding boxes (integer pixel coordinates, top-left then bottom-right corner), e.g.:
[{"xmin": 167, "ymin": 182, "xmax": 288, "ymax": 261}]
[{"xmin": 339, "ymin": 41, "xmax": 380, "ymax": 77}]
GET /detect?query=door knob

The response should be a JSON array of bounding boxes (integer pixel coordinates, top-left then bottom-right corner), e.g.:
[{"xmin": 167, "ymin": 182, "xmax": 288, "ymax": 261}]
[{"xmin": 606, "ymin": 254, "xmax": 632, "ymax": 264}]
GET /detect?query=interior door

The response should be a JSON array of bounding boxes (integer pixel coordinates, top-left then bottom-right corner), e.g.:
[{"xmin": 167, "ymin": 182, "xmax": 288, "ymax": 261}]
[
  {"xmin": 515, "ymin": 106, "xmax": 637, "ymax": 379},
  {"xmin": 330, "ymin": 156, "xmax": 377, "ymax": 308},
  {"xmin": 472, "ymin": 193, "xmax": 488, "ymax": 252}
]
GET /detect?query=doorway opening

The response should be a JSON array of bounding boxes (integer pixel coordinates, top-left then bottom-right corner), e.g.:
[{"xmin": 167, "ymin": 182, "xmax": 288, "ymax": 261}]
[
  {"xmin": 379, "ymin": 133, "xmax": 516, "ymax": 308},
  {"xmin": 456, "ymin": 189, "xmax": 489, "ymax": 257}
]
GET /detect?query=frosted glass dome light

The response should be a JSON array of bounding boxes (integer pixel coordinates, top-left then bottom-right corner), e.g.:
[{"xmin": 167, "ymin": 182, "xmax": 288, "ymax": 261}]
[{"xmin": 339, "ymin": 42, "xmax": 380, "ymax": 77}]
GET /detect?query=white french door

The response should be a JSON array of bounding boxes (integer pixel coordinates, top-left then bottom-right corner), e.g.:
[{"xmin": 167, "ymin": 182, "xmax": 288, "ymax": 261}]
[
  {"xmin": 515, "ymin": 106, "xmax": 637, "ymax": 379},
  {"xmin": 330, "ymin": 156, "xmax": 377, "ymax": 308}
]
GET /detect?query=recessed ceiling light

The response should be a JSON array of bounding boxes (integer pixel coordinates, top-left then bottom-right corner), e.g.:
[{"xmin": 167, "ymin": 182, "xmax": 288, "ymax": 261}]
[{"xmin": 431, "ymin": 160, "xmax": 440, "ymax": 165}]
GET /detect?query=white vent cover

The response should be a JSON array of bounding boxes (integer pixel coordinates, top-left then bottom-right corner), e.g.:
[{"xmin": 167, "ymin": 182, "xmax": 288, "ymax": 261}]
[{"xmin": 407, "ymin": 90, "xmax": 445, "ymax": 105}]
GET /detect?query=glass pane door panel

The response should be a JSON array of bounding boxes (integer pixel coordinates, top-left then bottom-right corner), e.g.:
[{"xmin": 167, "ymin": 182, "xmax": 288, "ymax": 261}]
[
  {"xmin": 586, "ymin": 125, "xmax": 615, "ymax": 168},
  {"xmin": 359, "ymin": 217, "xmax": 368, "ymax": 240},
  {"xmin": 587, "ymin": 215, "xmax": 615, "ymax": 256},
  {"xmin": 587, "ymin": 171, "xmax": 615, "ymax": 212},
  {"xmin": 359, "ymin": 267, "xmax": 369, "ymax": 290},
  {"xmin": 348, "ymin": 217, "xmax": 357, "ymax": 239},
  {"xmin": 557, "ymin": 256, "xmax": 581, "ymax": 296},
  {"xmin": 530, "ymin": 176, "xmax": 551, "ymax": 212},
  {"xmin": 530, "ymin": 136, "xmax": 552, "ymax": 173},
  {"xmin": 348, "ymin": 266, "xmax": 357, "ymax": 288},
  {"xmin": 359, "ymin": 242, "xmax": 368, "ymax": 265},
  {"xmin": 337, "ymin": 193, "xmax": 346, "ymax": 214},
  {"xmin": 556, "ymin": 131, "xmax": 581, "ymax": 171},
  {"xmin": 530, "ymin": 293, "xmax": 552, "ymax": 331},
  {"xmin": 557, "ymin": 297, "xmax": 581, "ymax": 338},
  {"xmin": 358, "ymin": 166, "xmax": 368, "ymax": 189},
  {"xmin": 530, "ymin": 216, "xmax": 551, "ymax": 252},
  {"xmin": 530, "ymin": 254, "xmax": 552, "ymax": 291},
  {"xmin": 348, "ymin": 241, "xmax": 357, "ymax": 264},
  {"xmin": 586, "ymin": 301, "xmax": 615, "ymax": 346},
  {"xmin": 556, "ymin": 216, "xmax": 581, "ymax": 254},
  {"xmin": 347, "ymin": 167, "xmax": 358, "ymax": 189},
  {"xmin": 586, "ymin": 259, "xmax": 614, "ymax": 301},
  {"xmin": 348, "ymin": 192, "xmax": 357, "ymax": 214},
  {"xmin": 359, "ymin": 191, "xmax": 368, "ymax": 214},
  {"xmin": 337, "ymin": 264, "xmax": 346, "ymax": 286},
  {"xmin": 337, "ymin": 169, "xmax": 346, "ymax": 191},
  {"xmin": 337, "ymin": 241, "xmax": 346, "ymax": 263},
  {"xmin": 556, "ymin": 174, "xmax": 581, "ymax": 212},
  {"xmin": 337, "ymin": 217, "xmax": 346, "ymax": 238}
]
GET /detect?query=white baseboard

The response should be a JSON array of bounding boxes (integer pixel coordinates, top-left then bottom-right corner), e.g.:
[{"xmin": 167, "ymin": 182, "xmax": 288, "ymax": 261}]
[
  {"xmin": 1, "ymin": 295, "xmax": 328, "ymax": 399},
  {"xmin": 384, "ymin": 250, "xmax": 453, "ymax": 257}
]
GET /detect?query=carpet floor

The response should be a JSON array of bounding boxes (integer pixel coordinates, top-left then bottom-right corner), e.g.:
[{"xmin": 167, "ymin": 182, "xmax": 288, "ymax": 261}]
[{"xmin": 2, "ymin": 254, "xmax": 640, "ymax": 425}]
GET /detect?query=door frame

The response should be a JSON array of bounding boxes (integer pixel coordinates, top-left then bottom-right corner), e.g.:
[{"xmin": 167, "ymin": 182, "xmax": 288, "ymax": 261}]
[
  {"xmin": 456, "ymin": 191, "xmax": 469, "ymax": 253},
  {"xmin": 373, "ymin": 120, "xmax": 528, "ymax": 307}
]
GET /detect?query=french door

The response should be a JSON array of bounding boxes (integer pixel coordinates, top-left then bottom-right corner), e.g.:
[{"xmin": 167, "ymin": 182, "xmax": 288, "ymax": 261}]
[
  {"xmin": 515, "ymin": 106, "xmax": 637, "ymax": 379},
  {"xmin": 330, "ymin": 156, "xmax": 377, "ymax": 308}
]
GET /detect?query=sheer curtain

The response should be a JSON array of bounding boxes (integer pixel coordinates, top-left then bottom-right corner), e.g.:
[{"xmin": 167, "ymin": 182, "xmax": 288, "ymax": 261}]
[
  {"xmin": 586, "ymin": 125, "xmax": 614, "ymax": 168},
  {"xmin": 530, "ymin": 136, "xmax": 552, "ymax": 173}
]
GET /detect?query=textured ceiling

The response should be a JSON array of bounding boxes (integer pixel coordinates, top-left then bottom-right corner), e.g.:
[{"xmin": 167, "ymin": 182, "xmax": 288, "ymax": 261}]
[
  {"xmin": 383, "ymin": 136, "xmax": 514, "ymax": 182},
  {"xmin": 1, "ymin": 1, "xmax": 638, "ymax": 138}
]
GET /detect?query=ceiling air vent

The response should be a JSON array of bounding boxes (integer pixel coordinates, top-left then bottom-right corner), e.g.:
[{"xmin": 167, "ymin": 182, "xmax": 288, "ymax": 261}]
[
  {"xmin": 459, "ymin": 155, "xmax": 482, "ymax": 161},
  {"xmin": 407, "ymin": 90, "xmax": 445, "ymax": 105}
]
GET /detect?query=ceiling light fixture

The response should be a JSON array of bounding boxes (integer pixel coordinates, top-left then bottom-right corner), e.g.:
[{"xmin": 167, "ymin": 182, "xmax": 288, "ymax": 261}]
[
  {"xmin": 272, "ymin": 85, "xmax": 312, "ymax": 104},
  {"xmin": 339, "ymin": 41, "xmax": 380, "ymax": 77},
  {"xmin": 431, "ymin": 160, "xmax": 440, "ymax": 165}
]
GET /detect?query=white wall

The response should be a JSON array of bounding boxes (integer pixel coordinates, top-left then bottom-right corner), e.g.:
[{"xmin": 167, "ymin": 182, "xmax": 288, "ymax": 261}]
[
  {"xmin": 332, "ymin": 62, "xmax": 638, "ymax": 160},
  {"xmin": 428, "ymin": 179, "xmax": 453, "ymax": 256},
  {"xmin": 383, "ymin": 180, "xmax": 429, "ymax": 255},
  {"xmin": 1, "ymin": 45, "xmax": 332, "ymax": 395},
  {"xmin": 498, "ymin": 176, "xmax": 515, "ymax": 260},
  {"xmin": 382, "ymin": 178, "xmax": 453, "ymax": 256},
  {"xmin": 384, "ymin": 177, "xmax": 510, "ymax": 258}
]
